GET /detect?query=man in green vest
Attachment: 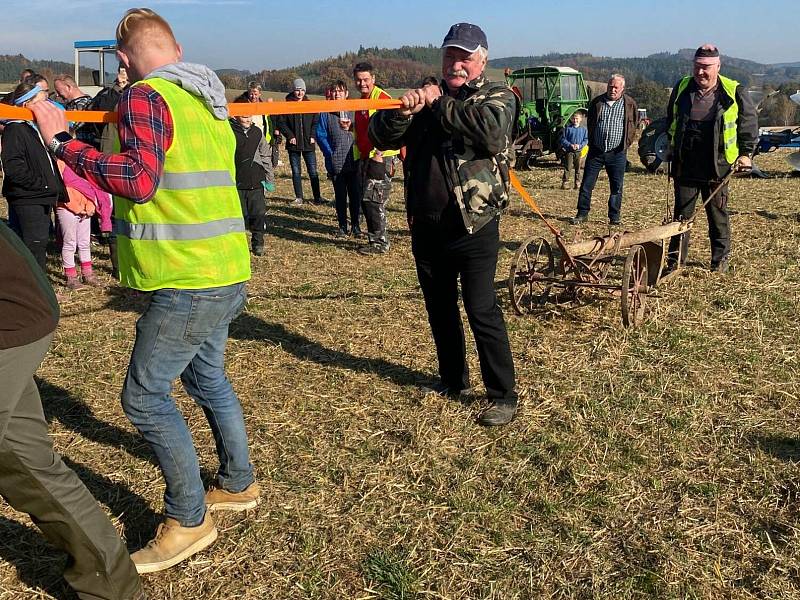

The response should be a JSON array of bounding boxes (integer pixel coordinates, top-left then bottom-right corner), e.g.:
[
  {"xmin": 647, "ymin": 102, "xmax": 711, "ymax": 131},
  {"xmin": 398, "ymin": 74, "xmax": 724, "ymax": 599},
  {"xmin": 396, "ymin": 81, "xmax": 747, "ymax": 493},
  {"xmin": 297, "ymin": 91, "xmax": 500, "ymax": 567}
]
[
  {"xmin": 32, "ymin": 8, "xmax": 259, "ymax": 574},
  {"xmin": 353, "ymin": 62, "xmax": 401, "ymax": 254},
  {"xmin": 665, "ymin": 44, "xmax": 758, "ymax": 274}
]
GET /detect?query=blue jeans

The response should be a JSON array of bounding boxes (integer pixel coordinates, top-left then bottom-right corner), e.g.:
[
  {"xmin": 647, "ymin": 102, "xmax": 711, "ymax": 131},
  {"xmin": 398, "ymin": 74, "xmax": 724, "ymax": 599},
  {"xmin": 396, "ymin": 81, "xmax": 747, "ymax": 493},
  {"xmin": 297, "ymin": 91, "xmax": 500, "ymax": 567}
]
[
  {"xmin": 121, "ymin": 282, "xmax": 253, "ymax": 527},
  {"xmin": 288, "ymin": 150, "xmax": 320, "ymax": 200},
  {"xmin": 576, "ymin": 148, "xmax": 627, "ymax": 221}
]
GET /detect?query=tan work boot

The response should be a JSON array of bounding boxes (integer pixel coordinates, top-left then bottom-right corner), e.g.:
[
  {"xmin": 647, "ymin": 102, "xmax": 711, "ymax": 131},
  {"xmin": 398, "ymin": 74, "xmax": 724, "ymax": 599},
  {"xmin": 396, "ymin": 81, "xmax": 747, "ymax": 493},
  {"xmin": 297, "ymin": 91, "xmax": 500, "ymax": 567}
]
[
  {"xmin": 205, "ymin": 482, "xmax": 261, "ymax": 512},
  {"xmin": 131, "ymin": 514, "xmax": 218, "ymax": 573}
]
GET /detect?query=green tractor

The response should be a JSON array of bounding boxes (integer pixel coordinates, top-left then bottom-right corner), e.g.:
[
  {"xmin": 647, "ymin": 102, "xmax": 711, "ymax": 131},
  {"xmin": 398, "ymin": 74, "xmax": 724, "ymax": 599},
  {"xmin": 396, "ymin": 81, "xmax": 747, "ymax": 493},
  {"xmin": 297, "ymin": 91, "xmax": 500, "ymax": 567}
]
[{"xmin": 506, "ymin": 66, "xmax": 589, "ymax": 169}]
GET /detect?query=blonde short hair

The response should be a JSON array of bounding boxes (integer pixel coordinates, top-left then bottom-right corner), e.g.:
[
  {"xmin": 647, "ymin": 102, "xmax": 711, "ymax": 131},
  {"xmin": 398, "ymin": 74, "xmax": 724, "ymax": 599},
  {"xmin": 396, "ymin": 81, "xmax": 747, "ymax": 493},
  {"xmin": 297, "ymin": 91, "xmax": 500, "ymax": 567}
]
[
  {"xmin": 53, "ymin": 74, "xmax": 77, "ymax": 87},
  {"xmin": 116, "ymin": 8, "xmax": 177, "ymax": 52}
]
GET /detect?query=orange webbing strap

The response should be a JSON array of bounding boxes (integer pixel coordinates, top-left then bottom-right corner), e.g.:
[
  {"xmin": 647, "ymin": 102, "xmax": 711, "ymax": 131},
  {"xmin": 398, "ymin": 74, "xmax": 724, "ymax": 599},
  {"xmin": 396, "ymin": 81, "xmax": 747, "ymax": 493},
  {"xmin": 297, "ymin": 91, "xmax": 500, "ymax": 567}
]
[
  {"xmin": 0, "ymin": 98, "xmax": 403, "ymax": 124},
  {"xmin": 508, "ymin": 170, "xmax": 561, "ymax": 237}
]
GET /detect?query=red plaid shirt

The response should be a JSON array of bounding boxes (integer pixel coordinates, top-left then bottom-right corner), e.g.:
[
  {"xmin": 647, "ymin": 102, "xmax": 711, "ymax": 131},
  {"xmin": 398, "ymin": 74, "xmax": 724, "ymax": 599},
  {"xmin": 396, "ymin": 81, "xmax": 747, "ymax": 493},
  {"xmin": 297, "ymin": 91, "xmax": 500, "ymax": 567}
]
[{"xmin": 58, "ymin": 84, "xmax": 173, "ymax": 203}]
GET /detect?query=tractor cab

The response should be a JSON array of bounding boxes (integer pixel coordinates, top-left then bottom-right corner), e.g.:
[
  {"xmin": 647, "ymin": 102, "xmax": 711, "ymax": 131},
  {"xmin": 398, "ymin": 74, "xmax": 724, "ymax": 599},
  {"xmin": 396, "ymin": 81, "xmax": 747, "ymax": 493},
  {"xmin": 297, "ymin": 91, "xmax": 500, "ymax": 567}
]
[
  {"xmin": 506, "ymin": 66, "xmax": 589, "ymax": 169},
  {"xmin": 73, "ymin": 39, "xmax": 118, "ymax": 97}
]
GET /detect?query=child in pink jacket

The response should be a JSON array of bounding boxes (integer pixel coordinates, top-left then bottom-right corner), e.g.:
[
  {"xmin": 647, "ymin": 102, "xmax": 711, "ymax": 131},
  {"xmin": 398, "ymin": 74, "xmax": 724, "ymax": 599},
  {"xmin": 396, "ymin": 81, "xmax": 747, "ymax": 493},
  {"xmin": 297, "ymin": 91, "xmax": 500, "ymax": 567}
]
[{"xmin": 56, "ymin": 161, "xmax": 111, "ymax": 289}]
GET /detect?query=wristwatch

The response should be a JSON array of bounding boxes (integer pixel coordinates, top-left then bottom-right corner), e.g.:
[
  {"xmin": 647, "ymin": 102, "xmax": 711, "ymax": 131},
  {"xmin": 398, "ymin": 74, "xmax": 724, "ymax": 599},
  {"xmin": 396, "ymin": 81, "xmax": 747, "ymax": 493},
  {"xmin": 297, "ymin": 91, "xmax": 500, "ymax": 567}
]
[{"xmin": 48, "ymin": 131, "xmax": 73, "ymax": 154}]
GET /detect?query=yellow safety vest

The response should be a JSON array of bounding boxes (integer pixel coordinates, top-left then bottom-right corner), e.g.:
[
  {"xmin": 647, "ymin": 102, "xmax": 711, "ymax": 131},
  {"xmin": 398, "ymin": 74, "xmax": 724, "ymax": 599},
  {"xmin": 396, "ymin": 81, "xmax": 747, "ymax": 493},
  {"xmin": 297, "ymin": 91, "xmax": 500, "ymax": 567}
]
[
  {"xmin": 114, "ymin": 77, "xmax": 250, "ymax": 291},
  {"xmin": 668, "ymin": 74, "xmax": 740, "ymax": 164},
  {"xmin": 353, "ymin": 85, "xmax": 400, "ymax": 161}
]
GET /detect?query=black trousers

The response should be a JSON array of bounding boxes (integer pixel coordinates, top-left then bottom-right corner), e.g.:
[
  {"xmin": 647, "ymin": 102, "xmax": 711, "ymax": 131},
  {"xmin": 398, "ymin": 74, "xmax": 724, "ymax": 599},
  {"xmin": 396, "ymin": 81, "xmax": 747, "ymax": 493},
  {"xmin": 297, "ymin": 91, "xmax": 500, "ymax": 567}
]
[
  {"xmin": 13, "ymin": 203, "xmax": 53, "ymax": 271},
  {"xmin": 667, "ymin": 178, "xmax": 730, "ymax": 265},
  {"xmin": 238, "ymin": 188, "xmax": 267, "ymax": 246},
  {"xmin": 333, "ymin": 169, "xmax": 361, "ymax": 232},
  {"xmin": 411, "ymin": 216, "xmax": 517, "ymax": 403}
]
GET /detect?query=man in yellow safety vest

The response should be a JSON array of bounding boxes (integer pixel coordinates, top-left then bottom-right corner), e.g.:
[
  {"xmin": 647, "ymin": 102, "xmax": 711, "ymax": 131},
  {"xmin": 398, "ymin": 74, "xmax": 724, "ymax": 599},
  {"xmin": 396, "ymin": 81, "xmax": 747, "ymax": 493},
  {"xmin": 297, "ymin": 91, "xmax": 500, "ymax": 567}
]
[
  {"xmin": 665, "ymin": 44, "xmax": 758, "ymax": 274},
  {"xmin": 32, "ymin": 7, "xmax": 259, "ymax": 574}
]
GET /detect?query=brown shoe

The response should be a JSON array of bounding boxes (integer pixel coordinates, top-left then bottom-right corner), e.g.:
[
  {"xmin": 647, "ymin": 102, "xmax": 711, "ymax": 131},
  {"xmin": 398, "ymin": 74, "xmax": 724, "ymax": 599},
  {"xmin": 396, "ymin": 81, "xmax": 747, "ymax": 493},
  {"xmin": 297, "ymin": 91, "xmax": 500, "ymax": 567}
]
[
  {"xmin": 205, "ymin": 482, "xmax": 261, "ymax": 512},
  {"xmin": 65, "ymin": 275, "xmax": 85, "ymax": 290},
  {"xmin": 131, "ymin": 514, "xmax": 218, "ymax": 574},
  {"xmin": 82, "ymin": 272, "xmax": 102, "ymax": 286}
]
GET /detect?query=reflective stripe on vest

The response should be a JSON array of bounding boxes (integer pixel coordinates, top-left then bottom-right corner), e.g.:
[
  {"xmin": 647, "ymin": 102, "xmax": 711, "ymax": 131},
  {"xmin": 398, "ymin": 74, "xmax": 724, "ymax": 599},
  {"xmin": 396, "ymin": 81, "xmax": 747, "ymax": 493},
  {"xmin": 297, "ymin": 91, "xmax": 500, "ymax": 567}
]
[
  {"xmin": 116, "ymin": 217, "xmax": 245, "ymax": 241},
  {"xmin": 160, "ymin": 170, "xmax": 234, "ymax": 190},
  {"xmin": 114, "ymin": 77, "xmax": 250, "ymax": 291},
  {"xmin": 669, "ymin": 75, "xmax": 740, "ymax": 164}
]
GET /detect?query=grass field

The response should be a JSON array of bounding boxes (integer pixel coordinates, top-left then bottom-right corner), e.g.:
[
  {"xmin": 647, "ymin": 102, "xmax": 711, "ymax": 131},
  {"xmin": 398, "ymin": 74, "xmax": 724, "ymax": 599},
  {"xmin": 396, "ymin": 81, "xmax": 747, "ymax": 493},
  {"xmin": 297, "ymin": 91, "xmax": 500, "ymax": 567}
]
[{"xmin": 1, "ymin": 147, "xmax": 799, "ymax": 599}]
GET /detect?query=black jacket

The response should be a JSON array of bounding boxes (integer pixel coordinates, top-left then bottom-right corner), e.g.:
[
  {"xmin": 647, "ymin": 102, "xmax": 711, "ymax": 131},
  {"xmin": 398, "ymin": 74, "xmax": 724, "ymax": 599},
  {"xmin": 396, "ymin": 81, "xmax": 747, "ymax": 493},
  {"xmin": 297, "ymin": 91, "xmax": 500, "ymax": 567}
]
[
  {"xmin": 274, "ymin": 93, "xmax": 320, "ymax": 152},
  {"xmin": 230, "ymin": 119, "xmax": 267, "ymax": 189},
  {"xmin": 0, "ymin": 122, "xmax": 64, "ymax": 205},
  {"xmin": 667, "ymin": 76, "xmax": 758, "ymax": 179}
]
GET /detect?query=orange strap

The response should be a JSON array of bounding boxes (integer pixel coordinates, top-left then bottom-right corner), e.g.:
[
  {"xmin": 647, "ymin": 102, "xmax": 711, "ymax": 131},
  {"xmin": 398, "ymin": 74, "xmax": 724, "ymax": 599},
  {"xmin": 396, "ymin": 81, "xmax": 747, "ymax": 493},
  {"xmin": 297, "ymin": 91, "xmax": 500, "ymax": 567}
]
[
  {"xmin": 508, "ymin": 170, "xmax": 561, "ymax": 237},
  {"xmin": 0, "ymin": 98, "xmax": 403, "ymax": 124}
]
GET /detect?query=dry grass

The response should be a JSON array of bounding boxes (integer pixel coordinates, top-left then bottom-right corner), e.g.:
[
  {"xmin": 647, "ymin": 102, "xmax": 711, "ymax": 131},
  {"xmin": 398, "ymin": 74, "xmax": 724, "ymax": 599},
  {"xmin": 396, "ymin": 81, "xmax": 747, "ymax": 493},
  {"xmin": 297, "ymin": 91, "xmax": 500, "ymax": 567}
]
[{"xmin": 1, "ymin": 147, "xmax": 799, "ymax": 599}]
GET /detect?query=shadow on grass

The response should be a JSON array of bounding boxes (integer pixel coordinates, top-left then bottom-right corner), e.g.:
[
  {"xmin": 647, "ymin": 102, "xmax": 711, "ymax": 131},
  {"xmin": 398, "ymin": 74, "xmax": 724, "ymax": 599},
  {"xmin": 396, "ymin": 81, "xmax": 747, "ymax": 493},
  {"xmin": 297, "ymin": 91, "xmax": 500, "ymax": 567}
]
[
  {"xmin": 0, "ymin": 454, "xmax": 158, "ymax": 598},
  {"xmin": 61, "ymin": 457, "xmax": 160, "ymax": 551},
  {"xmin": 230, "ymin": 313, "xmax": 430, "ymax": 387},
  {"xmin": 250, "ymin": 290, "xmax": 420, "ymax": 302},
  {"xmin": 38, "ymin": 378, "xmax": 156, "ymax": 467},
  {"xmin": 268, "ymin": 209, "xmax": 409, "ymax": 248},
  {"xmin": 0, "ymin": 516, "xmax": 73, "ymax": 599},
  {"xmin": 39, "ymin": 375, "xmax": 220, "ymax": 463},
  {"xmin": 750, "ymin": 434, "xmax": 800, "ymax": 462}
]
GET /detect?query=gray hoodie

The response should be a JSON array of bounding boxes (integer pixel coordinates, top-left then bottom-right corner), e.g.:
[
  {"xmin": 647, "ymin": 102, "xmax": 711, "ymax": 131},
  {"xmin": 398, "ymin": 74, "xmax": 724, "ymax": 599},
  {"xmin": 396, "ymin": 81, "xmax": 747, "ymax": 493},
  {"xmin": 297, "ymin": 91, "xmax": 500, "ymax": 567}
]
[{"xmin": 145, "ymin": 62, "xmax": 228, "ymax": 120}]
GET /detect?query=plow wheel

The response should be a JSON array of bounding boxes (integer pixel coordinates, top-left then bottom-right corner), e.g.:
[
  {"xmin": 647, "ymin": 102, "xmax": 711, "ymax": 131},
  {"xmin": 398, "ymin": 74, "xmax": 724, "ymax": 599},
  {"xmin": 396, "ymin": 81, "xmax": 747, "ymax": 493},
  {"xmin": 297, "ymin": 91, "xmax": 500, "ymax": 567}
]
[
  {"xmin": 508, "ymin": 236, "xmax": 554, "ymax": 315},
  {"xmin": 621, "ymin": 244, "xmax": 649, "ymax": 328}
]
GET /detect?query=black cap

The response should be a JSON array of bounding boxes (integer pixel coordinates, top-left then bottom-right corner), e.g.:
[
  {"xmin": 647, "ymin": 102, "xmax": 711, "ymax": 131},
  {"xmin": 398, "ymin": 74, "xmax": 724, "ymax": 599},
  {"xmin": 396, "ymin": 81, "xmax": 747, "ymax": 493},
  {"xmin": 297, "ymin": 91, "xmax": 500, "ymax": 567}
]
[
  {"xmin": 694, "ymin": 44, "xmax": 720, "ymax": 59},
  {"xmin": 441, "ymin": 23, "xmax": 488, "ymax": 53}
]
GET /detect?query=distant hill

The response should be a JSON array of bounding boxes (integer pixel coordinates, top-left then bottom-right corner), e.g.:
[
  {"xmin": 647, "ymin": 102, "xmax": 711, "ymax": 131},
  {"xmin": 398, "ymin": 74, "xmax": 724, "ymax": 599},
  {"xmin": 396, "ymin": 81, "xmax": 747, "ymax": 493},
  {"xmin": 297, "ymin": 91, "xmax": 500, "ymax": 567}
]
[
  {"xmin": 215, "ymin": 46, "xmax": 799, "ymax": 94},
  {"xmin": 4, "ymin": 45, "xmax": 797, "ymax": 95},
  {"xmin": 216, "ymin": 45, "xmax": 446, "ymax": 95},
  {"xmin": 0, "ymin": 54, "xmax": 93, "ymax": 86},
  {"xmin": 490, "ymin": 51, "xmax": 800, "ymax": 87}
]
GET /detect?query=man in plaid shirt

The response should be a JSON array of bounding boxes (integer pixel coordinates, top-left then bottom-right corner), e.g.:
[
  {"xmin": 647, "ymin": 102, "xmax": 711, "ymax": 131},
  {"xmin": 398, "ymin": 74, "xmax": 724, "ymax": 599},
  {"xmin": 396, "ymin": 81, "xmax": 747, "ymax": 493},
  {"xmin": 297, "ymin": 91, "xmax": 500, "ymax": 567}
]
[{"xmin": 571, "ymin": 74, "xmax": 639, "ymax": 225}]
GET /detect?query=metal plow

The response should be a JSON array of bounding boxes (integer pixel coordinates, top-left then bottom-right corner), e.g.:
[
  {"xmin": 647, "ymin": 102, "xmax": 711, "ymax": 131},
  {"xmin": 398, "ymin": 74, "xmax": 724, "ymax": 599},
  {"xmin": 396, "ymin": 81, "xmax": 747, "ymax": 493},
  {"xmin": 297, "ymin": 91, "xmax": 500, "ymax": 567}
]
[{"xmin": 508, "ymin": 219, "xmax": 692, "ymax": 328}]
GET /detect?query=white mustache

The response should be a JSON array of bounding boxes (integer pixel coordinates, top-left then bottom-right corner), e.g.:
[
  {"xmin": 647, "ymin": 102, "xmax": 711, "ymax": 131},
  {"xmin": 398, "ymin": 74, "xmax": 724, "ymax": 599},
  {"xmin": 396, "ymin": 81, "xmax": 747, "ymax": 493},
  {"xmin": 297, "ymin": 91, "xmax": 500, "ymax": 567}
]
[{"xmin": 447, "ymin": 69, "xmax": 468, "ymax": 78}]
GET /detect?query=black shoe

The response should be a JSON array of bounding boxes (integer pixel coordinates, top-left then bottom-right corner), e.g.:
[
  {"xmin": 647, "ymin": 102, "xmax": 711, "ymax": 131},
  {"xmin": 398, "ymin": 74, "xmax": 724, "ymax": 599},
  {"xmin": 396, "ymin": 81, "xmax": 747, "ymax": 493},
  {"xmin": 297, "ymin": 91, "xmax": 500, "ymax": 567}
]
[
  {"xmin": 570, "ymin": 213, "xmax": 588, "ymax": 225},
  {"xmin": 252, "ymin": 245, "xmax": 264, "ymax": 256},
  {"xmin": 358, "ymin": 244, "xmax": 387, "ymax": 256},
  {"xmin": 609, "ymin": 217, "xmax": 621, "ymax": 226},
  {"xmin": 477, "ymin": 402, "xmax": 517, "ymax": 427},
  {"xmin": 421, "ymin": 381, "xmax": 473, "ymax": 398},
  {"xmin": 710, "ymin": 259, "xmax": 729, "ymax": 273},
  {"xmin": 351, "ymin": 229, "xmax": 363, "ymax": 239},
  {"xmin": 335, "ymin": 228, "xmax": 348, "ymax": 239}
]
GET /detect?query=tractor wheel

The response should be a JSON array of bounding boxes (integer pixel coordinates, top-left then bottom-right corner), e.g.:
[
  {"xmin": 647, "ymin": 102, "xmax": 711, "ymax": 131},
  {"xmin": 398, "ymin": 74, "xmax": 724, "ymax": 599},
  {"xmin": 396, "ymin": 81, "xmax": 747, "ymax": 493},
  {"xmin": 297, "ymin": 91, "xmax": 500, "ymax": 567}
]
[{"xmin": 638, "ymin": 118, "xmax": 670, "ymax": 174}]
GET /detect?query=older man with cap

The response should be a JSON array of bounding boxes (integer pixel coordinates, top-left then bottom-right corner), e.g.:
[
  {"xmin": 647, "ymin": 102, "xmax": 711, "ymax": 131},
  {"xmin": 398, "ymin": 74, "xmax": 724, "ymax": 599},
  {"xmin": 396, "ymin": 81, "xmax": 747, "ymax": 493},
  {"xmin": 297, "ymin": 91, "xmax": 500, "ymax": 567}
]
[
  {"xmin": 665, "ymin": 44, "xmax": 758, "ymax": 274},
  {"xmin": 369, "ymin": 23, "xmax": 520, "ymax": 426}
]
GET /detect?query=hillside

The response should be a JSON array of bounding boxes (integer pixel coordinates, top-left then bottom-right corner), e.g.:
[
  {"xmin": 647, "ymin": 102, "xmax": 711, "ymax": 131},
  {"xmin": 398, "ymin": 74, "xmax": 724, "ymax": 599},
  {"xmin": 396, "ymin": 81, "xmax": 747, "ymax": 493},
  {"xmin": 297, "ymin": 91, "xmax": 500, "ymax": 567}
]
[
  {"xmin": 491, "ymin": 51, "xmax": 800, "ymax": 88},
  {"xmin": 0, "ymin": 54, "xmax": 93, "ymax": 86},
  {"xmin": 214, "ymin": 46, "xmax": 799, "ymax": 95}
]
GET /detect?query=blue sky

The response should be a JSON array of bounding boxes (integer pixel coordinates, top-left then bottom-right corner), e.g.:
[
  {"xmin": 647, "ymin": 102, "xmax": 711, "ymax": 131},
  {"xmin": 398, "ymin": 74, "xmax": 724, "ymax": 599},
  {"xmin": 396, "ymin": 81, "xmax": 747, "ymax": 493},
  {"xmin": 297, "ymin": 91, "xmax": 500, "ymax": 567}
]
[{"xmin": 3, "ymin": 0, "xmax": 798, "ymax": 72}]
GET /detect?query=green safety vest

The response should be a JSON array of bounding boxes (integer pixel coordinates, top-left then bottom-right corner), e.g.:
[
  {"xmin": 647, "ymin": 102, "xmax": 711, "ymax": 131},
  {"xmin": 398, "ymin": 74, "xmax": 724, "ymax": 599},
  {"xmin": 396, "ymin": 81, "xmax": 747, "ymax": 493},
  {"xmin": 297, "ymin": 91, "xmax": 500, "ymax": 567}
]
[
  {"xmin": 114, "ymin": 77, "xmax": 250, "ymax": 291},
  {"xmin": 668, "ymin": 74, "xmax": 740, "ymax": 164},
  {"xmin": 353, "ymin": 85, "xmax": 400, "ymax": 161}
]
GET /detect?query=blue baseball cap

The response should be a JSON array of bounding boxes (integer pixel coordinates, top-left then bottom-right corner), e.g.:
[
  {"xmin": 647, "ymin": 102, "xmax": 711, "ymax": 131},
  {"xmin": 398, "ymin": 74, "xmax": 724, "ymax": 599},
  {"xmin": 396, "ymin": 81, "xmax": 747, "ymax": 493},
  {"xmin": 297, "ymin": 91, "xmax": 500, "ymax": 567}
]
[{"xmin": 441, "ymin": 23, "xmax": 488, "ymax": 53}]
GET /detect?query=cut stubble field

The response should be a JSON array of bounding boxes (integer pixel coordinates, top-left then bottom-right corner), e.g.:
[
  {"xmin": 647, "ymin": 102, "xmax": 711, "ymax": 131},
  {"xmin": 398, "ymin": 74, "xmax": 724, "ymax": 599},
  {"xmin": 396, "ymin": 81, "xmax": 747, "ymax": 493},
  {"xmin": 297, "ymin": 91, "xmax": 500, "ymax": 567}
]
[{"xmin": 1, "ymin": 147, "xmax": 799, "ymax": 599}]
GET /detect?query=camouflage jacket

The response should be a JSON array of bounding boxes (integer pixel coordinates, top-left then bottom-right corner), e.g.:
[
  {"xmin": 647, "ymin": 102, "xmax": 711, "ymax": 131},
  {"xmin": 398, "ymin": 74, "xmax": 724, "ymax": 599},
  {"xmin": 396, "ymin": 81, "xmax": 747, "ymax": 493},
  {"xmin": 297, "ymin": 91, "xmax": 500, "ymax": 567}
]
[{"xmin": 368, "ymin": 75, "xmax": 519, "ymax": 233}]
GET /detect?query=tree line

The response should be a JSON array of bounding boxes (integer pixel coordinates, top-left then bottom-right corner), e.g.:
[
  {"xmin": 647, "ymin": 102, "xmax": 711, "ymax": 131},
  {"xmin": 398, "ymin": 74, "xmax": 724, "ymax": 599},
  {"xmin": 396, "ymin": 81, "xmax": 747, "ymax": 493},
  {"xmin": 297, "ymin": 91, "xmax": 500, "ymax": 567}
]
[{"xmin": 0, "ymin": 54, "xmax": 92, "ymax": 86}]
